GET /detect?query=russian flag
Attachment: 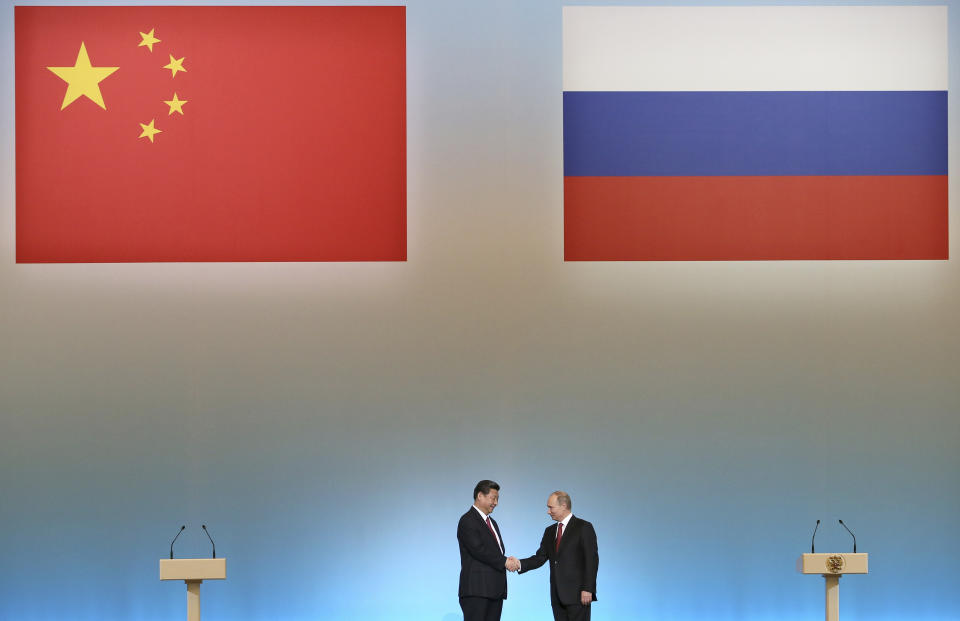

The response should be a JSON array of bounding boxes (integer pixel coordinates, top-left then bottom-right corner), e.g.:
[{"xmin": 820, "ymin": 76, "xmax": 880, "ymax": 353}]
[{"xmin": 563, "ymin": 7, "xmax": 948, "ymax": 261}]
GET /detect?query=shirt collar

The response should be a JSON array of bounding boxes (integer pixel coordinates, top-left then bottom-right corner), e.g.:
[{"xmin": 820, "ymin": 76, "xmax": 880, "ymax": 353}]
[
  {"xmin": 473, "ymin": 505, "xmax": 492, "ymax": 521},
  {"xmin": 558, "ymin": 513, "xmax": 573, "ymax": 529}
]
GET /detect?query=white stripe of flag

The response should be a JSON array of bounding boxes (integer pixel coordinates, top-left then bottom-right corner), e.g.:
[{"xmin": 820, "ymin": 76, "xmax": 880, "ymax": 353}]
[{"xmin": 563, "ymin": 6, "xmax": 947, "ymax": 92}]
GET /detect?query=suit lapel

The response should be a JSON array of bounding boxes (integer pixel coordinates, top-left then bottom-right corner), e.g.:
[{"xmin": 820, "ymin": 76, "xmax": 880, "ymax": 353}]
[
  {"xmin": 476, "ymin": 509, "xmax": 503, "ymax": 553},
  {"xmin": 491, "ymin": 517, "xmax": 505, "ymax": 552}
]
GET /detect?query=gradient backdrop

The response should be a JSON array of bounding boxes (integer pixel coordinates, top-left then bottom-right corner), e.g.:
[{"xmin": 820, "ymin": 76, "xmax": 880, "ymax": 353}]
[{"xmin": 1, "ymin": 1, "xmax": 958, "ymax": 620}]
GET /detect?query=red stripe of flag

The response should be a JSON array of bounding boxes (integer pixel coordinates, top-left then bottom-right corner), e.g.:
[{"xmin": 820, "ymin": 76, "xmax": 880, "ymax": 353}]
[{"xmin": 564, "ymin": 176, "xmax": 948, "ymax": 261}]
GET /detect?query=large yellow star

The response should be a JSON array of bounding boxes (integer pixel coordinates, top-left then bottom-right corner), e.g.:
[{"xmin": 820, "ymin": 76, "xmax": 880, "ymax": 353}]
[
  {"xmin": 163, "ymin": 93, "xmax": 188, "ymax": 115},
  {"xmin": 138, "ymin": 119, "xmax": 162, "ymax": 143},
  {"xmin": 138, "ymin": 28, "xmax": 161, "ymax": 52},
  {"xmin": 163, "ymin": 54, "xmax": 186, "ymax": 78},
  {"xmin": 47, "ymin": 42, "xmax": 119, "ymax": 110}
]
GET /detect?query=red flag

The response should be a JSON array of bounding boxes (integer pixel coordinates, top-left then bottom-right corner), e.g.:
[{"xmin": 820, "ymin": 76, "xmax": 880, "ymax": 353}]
[{"xmin": 16, "ymin": 6, "xmax": 406, "ymax": 262}]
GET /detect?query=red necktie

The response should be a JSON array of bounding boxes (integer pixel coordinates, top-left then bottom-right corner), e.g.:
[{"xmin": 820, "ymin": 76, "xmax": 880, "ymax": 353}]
[
  {"xmin": 555, "ymin": 522, "xmax": 563, "ymax": 552},
  {"xmin": 487, "ymin": 517, "xmax": 503, "ymax": 553}
]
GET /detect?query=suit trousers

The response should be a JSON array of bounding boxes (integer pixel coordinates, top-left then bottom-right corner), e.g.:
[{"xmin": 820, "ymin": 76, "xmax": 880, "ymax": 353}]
[
  {"xmin": 460, "ymin": 596, "xmax": 503, "ymax": 621},
  {"xmin": 550, "ymin": 584, "xmax": 591, "ymax": 621}
]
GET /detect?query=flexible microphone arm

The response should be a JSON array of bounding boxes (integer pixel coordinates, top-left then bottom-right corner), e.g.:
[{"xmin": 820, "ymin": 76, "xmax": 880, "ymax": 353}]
[
  {"xmin": 169, "ymin": 525, "xmax": 186, "ymax": 559},
  {"xmin": 810, "ymin": 519, "xmax": 820, "ymax": 553},
  {"xmin": 202, "ymin": 524, "xmax": 217, "ymax": 559},
  {"xmin": 838, "ymin": 520, "xmax": 857, "ymax": 553}
]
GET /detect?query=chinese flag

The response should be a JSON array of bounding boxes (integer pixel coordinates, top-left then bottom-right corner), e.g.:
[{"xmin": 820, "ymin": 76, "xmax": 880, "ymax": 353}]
[{"xmin": 16, "ymin": 6, "xmax": 406, "ymax": 262}]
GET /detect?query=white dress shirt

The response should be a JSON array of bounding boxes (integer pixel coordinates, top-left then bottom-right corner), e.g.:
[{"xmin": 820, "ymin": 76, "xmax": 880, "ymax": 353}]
[{"xmin": 474, "ymin": 505, "xmax": 504, "ymax": 553}]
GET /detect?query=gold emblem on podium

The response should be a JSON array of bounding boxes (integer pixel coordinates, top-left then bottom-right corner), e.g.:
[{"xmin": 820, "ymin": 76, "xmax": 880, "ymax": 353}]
[{"xmin": 825, "ymin": 555, "xmax": 845, "ymax": 573}]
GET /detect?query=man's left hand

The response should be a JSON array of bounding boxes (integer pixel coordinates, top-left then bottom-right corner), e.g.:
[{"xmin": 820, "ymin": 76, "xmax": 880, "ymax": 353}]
[{"xmin": 580, "ymin": 591, "xmax": 592, "ymax": 606}]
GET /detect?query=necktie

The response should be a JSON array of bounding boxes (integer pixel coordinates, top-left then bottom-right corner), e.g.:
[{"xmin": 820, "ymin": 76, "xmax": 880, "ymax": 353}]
[
  {"xmin": 556, "ymin": 522, "xmax": 563, "ymax": 552},
  {"xmin": 487, "ymin": 517, "xmax": 503, "ymax": 553}
]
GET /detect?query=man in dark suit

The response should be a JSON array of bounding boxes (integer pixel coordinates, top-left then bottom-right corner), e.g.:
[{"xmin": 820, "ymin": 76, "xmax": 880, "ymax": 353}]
[
  {"xmin": 518, "ymin": 491, "xmax": 598, "ymax": 621},
  {"xmin": 457, "ymin": 480, "xmax": 519, "ymax": 621}
]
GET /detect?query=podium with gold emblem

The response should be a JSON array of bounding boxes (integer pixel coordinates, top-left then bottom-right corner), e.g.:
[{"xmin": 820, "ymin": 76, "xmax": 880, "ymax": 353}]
[{"xmin": 797, "ymin": 553, "xmax": 868, "ymax": 621}]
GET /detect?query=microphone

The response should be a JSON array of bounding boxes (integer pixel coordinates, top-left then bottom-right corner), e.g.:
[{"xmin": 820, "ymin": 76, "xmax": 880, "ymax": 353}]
[
  {"xmin": 838, "ymin": 520, "xmax": 857, "ymax": 553},
  {"xmin": 202, "ymin": 524, "xmax": 217, "ymax": 559},
  {"xmin": 810, "ymin": 519, "xmax": 820, "ymax": 553},
  {"xmin": 170, "ymin": 525, "xmax": 186, "ymax": 559}
]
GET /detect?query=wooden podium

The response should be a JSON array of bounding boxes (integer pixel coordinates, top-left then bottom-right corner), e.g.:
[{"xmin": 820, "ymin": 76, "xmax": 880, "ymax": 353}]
[
  {"xmin": 160, "ymin": 558, "xmax": 226, "ymax": 621},
  {"xmin": 797, "ymin": 553, "xmax": 867, "ymax": 621}
]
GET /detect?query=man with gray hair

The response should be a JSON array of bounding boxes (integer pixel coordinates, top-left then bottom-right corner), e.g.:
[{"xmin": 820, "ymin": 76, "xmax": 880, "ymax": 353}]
[{"xmin": 517, "ymin": 491, "xmax": 599, "ymax": 621}]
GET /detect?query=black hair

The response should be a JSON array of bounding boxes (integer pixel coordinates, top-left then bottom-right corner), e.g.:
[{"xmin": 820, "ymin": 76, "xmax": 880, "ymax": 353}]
[{"xmin": 473, "ymin": 479, "xmax": 500, "ymax": 500}]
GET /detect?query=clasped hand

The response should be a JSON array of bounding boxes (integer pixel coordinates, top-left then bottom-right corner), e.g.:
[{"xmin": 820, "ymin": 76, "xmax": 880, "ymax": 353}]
[{"xmin": 505, "ymin": 556, "xmax": 520, "ymax": 572}]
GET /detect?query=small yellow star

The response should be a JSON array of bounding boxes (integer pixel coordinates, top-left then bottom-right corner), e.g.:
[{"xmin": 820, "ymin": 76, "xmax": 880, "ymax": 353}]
[
  {"xmin": 138, "ymin": 119, "xmax": 162, "ymax": 143},
  {"xmin": 163, "ymin": 93, "xmax": 188, "ymax": 115},
  {"xmin": 47, "ymin": 42, "xmax": 119, "ymax": 110},
  {"xmin": 163, "ymin": 54, "xmax": 186, "ymax": 78},
  {"xmin": 138, "ymin": 28, "xmax": 161, "ymax": 52}
]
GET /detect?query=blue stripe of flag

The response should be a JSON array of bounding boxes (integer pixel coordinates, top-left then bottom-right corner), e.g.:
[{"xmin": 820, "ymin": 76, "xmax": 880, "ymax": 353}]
[{"xmin": 563, "ymin": 91, "xmax": 947, "ymax": 177}]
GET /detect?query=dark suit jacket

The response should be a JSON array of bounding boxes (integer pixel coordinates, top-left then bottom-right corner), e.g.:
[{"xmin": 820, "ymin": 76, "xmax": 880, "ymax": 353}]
[
  {"xmin": 519, "ymin": 516, "xmax": 598, "ymax": 606},
  {"xmin": 458, "ymin": 507, "xmax": 508, "ymax": 599}
]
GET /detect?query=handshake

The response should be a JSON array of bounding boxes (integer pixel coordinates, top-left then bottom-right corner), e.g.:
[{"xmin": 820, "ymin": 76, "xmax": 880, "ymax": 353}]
[{"xmin": 505, "ymin": 556, "xmax": 520, "ymax": 572}]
